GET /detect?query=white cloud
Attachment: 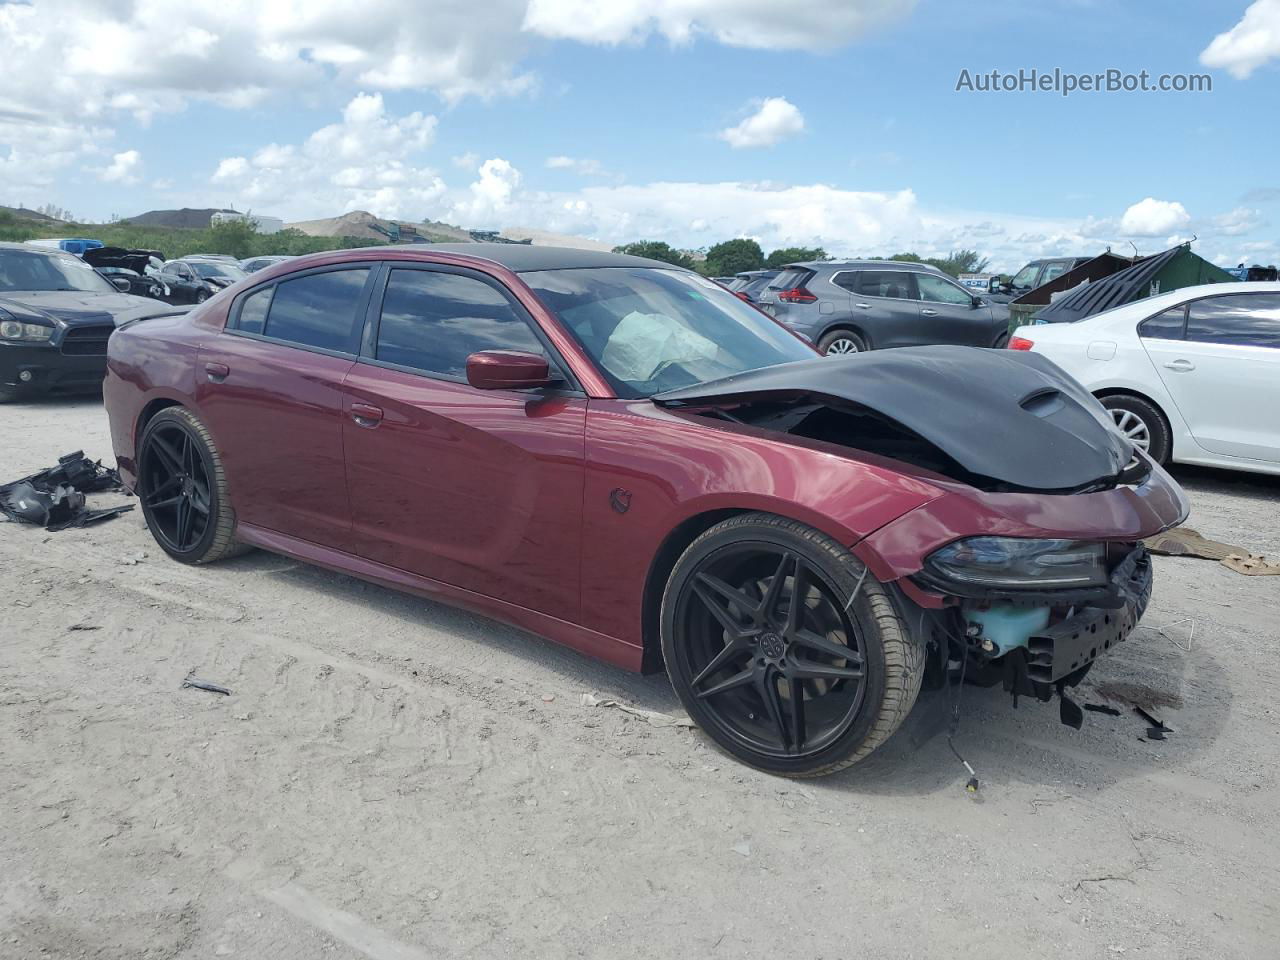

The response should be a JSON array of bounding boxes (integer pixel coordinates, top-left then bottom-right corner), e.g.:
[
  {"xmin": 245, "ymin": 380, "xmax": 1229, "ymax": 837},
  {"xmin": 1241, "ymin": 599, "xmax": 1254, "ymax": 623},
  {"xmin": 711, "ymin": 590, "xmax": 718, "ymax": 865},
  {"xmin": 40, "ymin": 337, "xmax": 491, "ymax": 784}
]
[
  {"xmin": 545, "ymin": 155, "xmax": 604, "ymax": 175},
  {"xmin": 208, "ymin": 92, "xmax": 444, "ymax": 220},
  {"xmin": 100, "ymin": 149, "xmax": 142, "ymax": 184},
  {"xmin": 719, "ymin": 97, "xmax": 805, "ymax": 149},
  {"xmin": 450, "ymin": 158, "xmax": 523, "ymax": 227},
  {"xmin": 1212, "ymin": 206, "xmax": 1264, "ymax": 236},
  {"xmin": 523, "ymin": 0, "xmax": 916, "ymax": 51},
  {"xmin": 1118, "ymin": 198, "xmax": 1192, "ymax": 237},
  {"xmin": 1201, "ymin": 0, "xmax": 1280, "ymax": 78},
  {"xmin": 452, "ymin": 152, "xmax": 482, "ymax": 171}
]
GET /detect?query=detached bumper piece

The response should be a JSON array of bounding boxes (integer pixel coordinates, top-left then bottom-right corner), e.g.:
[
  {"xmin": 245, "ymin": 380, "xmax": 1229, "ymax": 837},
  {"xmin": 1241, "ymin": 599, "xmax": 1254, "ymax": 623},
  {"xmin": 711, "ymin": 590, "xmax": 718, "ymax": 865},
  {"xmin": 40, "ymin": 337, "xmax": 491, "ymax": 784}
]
[
  {"xmin": 1026, "ymin": 547, "xmax": 1153, "ymax": 685},
  {"xmin": 0, "ymin": 450, "xmax": 133, "ymax": 531}
]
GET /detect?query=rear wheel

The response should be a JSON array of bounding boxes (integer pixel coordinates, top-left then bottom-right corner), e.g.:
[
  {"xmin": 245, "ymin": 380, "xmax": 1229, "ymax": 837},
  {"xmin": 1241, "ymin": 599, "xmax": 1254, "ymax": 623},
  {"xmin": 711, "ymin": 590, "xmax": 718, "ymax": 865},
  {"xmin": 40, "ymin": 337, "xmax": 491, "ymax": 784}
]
[
  {"xmin": 1099, "ymin": 394, "xmax": 1170, "ymax": 464},
  {"xmin": 818, "ymin": 329, "xmax": 867, "ymax": 355},
  {"xmin": 195, "ymin": 289, "xmax": 210, "ymax": 304},
  {"xmin": 661, "ymin": 513, "xmax": 924, "ymax": 777},
  {"xmin": 137, "ymin": 407, "xmax": 246, "ymax": 563}
]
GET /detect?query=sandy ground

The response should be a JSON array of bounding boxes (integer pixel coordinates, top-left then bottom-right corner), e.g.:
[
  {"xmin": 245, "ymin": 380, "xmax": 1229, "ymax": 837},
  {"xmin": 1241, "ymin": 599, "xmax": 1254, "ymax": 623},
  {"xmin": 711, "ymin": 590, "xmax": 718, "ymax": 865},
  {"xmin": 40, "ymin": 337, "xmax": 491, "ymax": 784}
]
[{"xmin": 2, "ymin": 395, "xmax": 1279, "ymax": 960}]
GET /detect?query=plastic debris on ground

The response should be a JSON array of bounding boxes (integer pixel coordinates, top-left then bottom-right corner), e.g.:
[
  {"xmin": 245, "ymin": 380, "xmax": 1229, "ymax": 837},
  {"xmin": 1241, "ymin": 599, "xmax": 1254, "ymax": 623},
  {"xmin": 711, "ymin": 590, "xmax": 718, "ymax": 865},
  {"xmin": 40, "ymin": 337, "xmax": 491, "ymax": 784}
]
[
  {"xmin": 0, "ymin": 451, "xmax": 133, "ymax": 531},
  {"xmin": 580, "ymin": 692, "xmax": 696, "ymax": 728}
]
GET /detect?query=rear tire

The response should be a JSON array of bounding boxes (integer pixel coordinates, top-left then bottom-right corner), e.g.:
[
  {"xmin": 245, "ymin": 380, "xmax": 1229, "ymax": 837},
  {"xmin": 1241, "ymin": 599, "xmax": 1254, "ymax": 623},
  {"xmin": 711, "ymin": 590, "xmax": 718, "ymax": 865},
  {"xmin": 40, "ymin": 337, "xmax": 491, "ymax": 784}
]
[
  {"xmin": 137, "ymin": 407, "xmax": 248, "ymax": 564},
  {"xmin": 818, "ymin": 329, "xmax": 867, "ymax": 355},
  {"xmin": 661, "ymin": 512, "xmax": 924, "ymax": 777},
  {"xmin": 1099, "ymin": 394, "xmax": 1171, "ymax": 464}
]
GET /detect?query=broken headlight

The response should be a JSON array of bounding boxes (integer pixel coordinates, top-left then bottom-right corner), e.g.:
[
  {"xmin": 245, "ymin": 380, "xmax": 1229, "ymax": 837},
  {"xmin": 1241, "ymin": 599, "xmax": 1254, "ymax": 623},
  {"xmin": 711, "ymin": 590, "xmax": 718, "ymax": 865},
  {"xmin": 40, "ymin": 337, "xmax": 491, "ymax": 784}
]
[
  {"xmin": 0, "ymin": 319, "xmax": 53, "ymax": 342},
  {"xmin": 923, "ymin": 537, "xmax": 1107, "ymax": 590}
]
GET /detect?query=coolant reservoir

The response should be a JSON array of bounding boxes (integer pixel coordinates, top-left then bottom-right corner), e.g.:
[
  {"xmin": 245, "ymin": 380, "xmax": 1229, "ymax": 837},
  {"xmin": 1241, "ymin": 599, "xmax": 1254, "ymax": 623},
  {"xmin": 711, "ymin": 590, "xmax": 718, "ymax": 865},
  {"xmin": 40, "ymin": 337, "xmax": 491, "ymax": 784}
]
[{"xmin": 966, "ymin": 605, "xmax": 1051, "ymax": 656}]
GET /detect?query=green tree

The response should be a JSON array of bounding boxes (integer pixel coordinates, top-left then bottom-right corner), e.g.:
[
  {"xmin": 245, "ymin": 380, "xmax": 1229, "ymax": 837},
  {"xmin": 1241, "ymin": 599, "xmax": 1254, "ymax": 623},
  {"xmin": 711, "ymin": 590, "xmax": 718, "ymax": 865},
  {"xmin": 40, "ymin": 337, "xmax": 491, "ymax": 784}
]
[
  {"xmin": 205, "ymin": 217, "xmax": 259, "ymax": 259},
  {"xmin": 928, "ymin": 249, "xmax": 991, "ymax": 277},
  {"xmin": 704, "ymin": 238, "xmax": 764, "ymax": 277},
  {"xmin": 765, "ymin": 246, "xmax": 828, "ymax": 269},
  {"xmin": 612, "ymin": 240, "xmax": 696, "ymax": 269},
  {"xmin": 887, "ymin": 252, "xmax": 924, "ymax": 263}
]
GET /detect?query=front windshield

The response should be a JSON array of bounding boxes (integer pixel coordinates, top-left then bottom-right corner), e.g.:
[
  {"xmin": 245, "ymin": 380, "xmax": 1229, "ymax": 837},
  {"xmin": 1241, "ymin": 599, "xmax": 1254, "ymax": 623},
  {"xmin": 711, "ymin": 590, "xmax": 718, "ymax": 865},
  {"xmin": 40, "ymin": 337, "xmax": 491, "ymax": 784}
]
[
  {"xmin": 190, "ymin": 261, "xmax": 247, "ymax": 280},
  {"xmin": 0, "ymin": 250, "xmax": 116, "ymax": 293},
  {"xmin": 1009, "ymin": 264, "xmax": 1040, "ymax": 288},
  {"xmin": 522, "ymin": 267, "xmax": 817, "ymax": 397}
]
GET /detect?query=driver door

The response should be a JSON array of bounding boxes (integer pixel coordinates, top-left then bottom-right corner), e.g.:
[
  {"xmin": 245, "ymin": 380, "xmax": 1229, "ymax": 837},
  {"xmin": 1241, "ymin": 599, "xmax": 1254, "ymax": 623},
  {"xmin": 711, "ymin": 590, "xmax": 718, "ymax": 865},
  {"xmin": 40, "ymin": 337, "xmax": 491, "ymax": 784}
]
[
  {"xmin": 914, "ymin": 272, "xmax": 995, "ymax": 346},
  {"xmin": 339, "ymin": 264, "xmax": 587, "ymax": 618},
  {"xmin": 159, "ymin": 263, "xmax": 197, "ymax": 304}
]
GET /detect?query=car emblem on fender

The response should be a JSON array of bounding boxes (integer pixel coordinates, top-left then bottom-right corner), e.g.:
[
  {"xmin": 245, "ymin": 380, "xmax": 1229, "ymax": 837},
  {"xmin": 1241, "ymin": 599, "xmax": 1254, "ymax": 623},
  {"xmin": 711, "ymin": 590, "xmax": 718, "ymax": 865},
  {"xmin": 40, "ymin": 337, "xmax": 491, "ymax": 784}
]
[{"xmin": 609, "ymin": 487, "xmax": 632, "ymax": 514}]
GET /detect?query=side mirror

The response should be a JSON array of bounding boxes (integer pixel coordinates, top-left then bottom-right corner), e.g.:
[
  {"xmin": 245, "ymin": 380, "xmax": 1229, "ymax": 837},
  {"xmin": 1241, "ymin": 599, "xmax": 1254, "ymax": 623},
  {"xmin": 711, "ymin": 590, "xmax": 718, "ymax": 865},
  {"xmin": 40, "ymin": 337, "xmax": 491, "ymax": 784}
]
[
  {"xmin": 108, "ymin": 276, "xmax": 132, "ymax": 292},
  {"xmin": 970, "ymin": 296, "xmax": 984, "ymax": 308},
  {"xmin": 466, "ymin": 350, "xmax": 555, "ymax": 390}
]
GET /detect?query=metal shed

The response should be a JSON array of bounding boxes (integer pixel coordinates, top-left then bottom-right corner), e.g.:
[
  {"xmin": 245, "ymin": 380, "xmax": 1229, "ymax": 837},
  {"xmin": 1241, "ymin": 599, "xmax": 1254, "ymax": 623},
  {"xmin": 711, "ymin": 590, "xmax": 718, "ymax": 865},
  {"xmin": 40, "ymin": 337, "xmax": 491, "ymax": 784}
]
[{"xmin": 1034, "ymin": 243, "xmax": 1236, "ymax": 324}]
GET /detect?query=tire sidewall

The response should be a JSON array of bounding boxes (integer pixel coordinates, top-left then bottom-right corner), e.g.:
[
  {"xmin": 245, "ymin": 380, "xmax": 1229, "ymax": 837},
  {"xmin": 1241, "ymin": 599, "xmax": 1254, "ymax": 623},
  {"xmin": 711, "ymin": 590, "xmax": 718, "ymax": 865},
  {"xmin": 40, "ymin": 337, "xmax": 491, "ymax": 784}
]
[
  {"xmin": 819, "ymin": 330, "xmax": 866, "ymax": 355},
  {"xmin": 1101, "ymin": 395, "xmax": 1170, "ymax": 464},
  {"xmin": 661, "ymin": 520, "xmax": 890, "ymax": 775},
  {"xmin": 137, "ymin": 410, "xmax": 223, "ymax": 562}
]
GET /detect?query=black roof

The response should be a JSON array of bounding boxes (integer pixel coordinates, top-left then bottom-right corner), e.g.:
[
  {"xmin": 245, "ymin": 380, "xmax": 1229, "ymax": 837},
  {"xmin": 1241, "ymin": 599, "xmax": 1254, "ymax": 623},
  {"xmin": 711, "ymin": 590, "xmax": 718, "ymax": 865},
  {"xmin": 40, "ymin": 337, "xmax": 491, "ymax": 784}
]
[
  {"xmin": 1035, "ymin": 245, "xmax": 1184, "ymax": 323},
  {"xmin": 421, "ymin": 243, "xmax": 671, "ymax": 273}
]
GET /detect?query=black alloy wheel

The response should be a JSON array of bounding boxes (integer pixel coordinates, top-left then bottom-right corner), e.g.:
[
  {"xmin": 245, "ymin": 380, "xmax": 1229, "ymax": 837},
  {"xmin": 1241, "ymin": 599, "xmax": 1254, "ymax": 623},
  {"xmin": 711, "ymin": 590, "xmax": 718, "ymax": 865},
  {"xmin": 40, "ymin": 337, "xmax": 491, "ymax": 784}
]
[
  {"xmin": 663, "ymin": 513, "xmax": 923, "ymax": 776},
  {"xmin": 137, "ymin": 407, "xmax": 245, "ymax": 564}
]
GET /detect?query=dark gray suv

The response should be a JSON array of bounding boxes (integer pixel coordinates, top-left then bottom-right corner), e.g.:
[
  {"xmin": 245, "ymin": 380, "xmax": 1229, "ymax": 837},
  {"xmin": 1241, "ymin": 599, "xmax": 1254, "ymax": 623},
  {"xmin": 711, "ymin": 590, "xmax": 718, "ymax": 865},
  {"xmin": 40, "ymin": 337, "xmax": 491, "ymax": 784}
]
[{"xmin": 757, "ymin": 260, "xmax": 1011, "ymax": 353}]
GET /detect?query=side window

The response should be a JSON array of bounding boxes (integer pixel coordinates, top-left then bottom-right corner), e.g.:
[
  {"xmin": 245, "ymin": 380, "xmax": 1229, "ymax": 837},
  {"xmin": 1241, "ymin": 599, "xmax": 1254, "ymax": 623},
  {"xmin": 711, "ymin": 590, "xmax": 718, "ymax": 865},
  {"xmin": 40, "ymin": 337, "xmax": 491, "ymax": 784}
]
[
  {"xmin": 849, "ymin": 271, "xmax": 916, "ymax": 300},
  {"xmin": 236, "ymin": 286, "xmax": 274, "ymax": 335},
  {"xmin": 262, "ymin": 268, "xmax": 370, "ymax": 352},
  {"xmin": 1040, "ymin": 260, "xmax": 1071, "ymax": 284},
  {"xmin": 916, "ymin": 273, "xmax": 973, "ymax": 305},
  {"xmin": 1185, "ymin": 294, "xmax": 1280, "ymax": 349},
  {"xmin": 1139, "ymin": 305, "xmax": 1186, "ymax": 340},
  {"xmin": 375, "ymin": 269, "xmax": 546, "ymax": 378}
]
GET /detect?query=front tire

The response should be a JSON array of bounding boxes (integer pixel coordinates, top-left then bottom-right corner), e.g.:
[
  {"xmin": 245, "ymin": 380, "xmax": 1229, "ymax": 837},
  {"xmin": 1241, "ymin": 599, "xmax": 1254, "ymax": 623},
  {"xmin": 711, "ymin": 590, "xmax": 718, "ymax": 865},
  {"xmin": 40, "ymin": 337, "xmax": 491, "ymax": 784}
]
[
  {"xmin": 1099, "ymin": 394, "xmax": 1170, "ymax": 464},
  {"xmin": 661, "ymin": 513, "xmax": 924, "ymax": 777},
  {"xmin": 137, "ymin": 407, "xmax": 246, "ymax": 564}
]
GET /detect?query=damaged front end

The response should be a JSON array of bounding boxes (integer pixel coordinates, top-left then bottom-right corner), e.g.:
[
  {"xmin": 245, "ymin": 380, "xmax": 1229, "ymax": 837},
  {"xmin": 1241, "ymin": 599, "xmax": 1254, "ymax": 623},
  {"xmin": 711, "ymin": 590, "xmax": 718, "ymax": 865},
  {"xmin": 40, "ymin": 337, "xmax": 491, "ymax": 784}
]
[
  {"xmin": 655, "ymin": 345, "xmax": 1189, "ymax": 724},
  {"xmin": 913, "ymin": 538, "xmax": 1154, "ymax": 726}
]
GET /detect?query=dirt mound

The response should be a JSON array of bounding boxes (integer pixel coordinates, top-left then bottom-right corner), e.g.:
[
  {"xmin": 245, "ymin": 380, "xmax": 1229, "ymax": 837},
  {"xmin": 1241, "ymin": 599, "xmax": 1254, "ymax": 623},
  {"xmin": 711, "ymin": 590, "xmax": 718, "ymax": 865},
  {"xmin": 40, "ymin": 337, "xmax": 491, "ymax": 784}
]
[
  {"xmin": 287, "ymin": 210, "xmax": 472, "ymax": 243},
  {"xmin": 123, "ymin": 208, "xmax": 237, "ymax": 229}
]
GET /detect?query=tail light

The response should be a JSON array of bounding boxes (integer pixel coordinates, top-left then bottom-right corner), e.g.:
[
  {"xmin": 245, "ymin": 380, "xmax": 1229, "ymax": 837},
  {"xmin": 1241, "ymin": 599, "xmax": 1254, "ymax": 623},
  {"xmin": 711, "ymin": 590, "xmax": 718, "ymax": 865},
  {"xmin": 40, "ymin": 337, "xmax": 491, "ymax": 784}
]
[
  {"xmin": 1008, "ymin": 336, "xmax": 1034, "ymax": 350},
  {"xmin": 777, "ymin": 287, "xmax": 817, "ymax": 304},
  {"xmin": 734, "ymin": 291, "xmax": 751, "ymax": 301}
]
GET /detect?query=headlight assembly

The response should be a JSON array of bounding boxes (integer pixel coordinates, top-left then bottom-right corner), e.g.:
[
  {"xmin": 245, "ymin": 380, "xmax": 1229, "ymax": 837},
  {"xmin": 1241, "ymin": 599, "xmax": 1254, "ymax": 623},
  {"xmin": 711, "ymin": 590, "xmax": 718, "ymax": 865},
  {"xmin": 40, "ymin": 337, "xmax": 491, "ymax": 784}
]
[
  {"xmin": 0, "ymin": 320, "xmax": 54, "ymax": 342},
  {"xmin": 922, "ymin": 537, "xmax": 1107, "ymax": 591}
]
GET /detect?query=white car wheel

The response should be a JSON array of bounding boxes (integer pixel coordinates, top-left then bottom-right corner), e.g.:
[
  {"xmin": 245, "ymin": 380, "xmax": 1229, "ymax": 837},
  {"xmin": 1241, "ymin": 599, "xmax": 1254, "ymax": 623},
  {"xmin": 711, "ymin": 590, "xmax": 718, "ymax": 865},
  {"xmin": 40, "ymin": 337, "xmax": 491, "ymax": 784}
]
[{"xmin": 1110, "ymin": 408, "xmax": 1150, "ymax": 451}]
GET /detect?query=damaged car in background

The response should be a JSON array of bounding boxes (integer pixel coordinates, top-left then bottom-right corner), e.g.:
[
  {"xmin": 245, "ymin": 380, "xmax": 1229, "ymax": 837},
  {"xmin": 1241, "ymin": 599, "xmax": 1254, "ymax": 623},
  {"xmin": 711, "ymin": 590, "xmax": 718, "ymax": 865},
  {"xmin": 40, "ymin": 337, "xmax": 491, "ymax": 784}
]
[
  {"xmin": 0, "ymin": 243, "xmax": 189, "ymax": 402},
  {"xmin": 102, "ymin": 245, "xmax": 1188, "ymax": 776}
]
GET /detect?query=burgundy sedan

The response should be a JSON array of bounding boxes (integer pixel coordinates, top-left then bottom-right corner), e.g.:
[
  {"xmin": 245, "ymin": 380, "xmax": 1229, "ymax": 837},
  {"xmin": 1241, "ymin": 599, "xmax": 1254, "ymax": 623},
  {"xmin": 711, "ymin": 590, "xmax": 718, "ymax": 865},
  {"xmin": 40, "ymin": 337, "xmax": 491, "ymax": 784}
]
[{"xmin": 104, "ymin": 245, "xmax": 1187, "ymax": 776}]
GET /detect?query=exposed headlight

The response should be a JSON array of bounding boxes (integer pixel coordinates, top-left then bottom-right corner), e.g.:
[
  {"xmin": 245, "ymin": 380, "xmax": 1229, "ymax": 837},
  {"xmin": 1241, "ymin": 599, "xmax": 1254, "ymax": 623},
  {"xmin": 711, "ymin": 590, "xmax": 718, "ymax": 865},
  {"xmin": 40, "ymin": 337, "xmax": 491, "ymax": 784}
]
[
  {"xmin": 923, "ymin": 537, "xmax": 1107, "ymax": 590},
  {"xmin": 0, "ymin": 320, "xmax": 54, "ymax": 342}
]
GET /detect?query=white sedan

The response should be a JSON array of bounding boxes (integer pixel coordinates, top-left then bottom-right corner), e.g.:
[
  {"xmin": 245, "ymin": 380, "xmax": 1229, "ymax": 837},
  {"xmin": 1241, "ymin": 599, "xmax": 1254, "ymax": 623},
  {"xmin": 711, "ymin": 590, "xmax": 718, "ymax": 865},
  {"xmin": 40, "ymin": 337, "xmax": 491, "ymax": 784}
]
[{"xmin": 1010, "ymin": 282, "xmax": 1280, "ymax": 476}]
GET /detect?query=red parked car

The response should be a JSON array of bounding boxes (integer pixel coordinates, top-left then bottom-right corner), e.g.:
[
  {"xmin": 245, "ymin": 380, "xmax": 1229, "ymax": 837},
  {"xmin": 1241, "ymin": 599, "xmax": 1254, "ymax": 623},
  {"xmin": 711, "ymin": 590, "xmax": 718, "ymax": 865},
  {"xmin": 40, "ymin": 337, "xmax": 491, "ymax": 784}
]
[{"xmin": 104, "ymin": 245, "xmax": 1187, "ymax": 776}]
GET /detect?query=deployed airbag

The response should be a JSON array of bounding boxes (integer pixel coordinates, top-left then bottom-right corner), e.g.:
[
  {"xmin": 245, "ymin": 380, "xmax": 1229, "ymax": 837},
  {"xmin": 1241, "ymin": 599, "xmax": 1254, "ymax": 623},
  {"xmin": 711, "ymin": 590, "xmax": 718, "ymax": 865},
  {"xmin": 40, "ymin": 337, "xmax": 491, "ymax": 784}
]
[{"xmin": 654, "ymin": 346, "xmax": 1133, "ymax": 491}]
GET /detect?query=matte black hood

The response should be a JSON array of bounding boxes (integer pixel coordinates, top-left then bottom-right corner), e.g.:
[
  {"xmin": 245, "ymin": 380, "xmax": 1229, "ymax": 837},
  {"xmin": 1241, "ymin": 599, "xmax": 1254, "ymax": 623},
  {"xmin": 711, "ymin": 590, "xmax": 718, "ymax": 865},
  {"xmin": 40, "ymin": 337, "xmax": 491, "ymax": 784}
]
[{"xmin": 654, "ymin": 346, "xmax": 1134, "ymax": 492}]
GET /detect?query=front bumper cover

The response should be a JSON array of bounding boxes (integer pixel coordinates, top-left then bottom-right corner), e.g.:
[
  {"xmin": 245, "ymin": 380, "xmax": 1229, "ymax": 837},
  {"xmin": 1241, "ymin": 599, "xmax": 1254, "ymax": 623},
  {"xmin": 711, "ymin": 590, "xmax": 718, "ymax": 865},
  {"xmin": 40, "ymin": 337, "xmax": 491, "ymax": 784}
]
[
  {"xmin": 1023, "ymin": 546, "xmax": 1152, "ymax": 685},
  {"xmin": 0, "ymin": 342, "xmax": 108, "ymax": 395}
]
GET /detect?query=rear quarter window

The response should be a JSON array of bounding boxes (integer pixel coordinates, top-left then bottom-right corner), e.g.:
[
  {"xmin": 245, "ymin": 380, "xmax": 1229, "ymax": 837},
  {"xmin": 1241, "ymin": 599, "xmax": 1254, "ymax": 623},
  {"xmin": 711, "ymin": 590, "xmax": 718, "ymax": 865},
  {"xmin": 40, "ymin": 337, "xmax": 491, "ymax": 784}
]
[{"xmin": 261, "ymin": 268, "xmax": 371, "ymax": 352}]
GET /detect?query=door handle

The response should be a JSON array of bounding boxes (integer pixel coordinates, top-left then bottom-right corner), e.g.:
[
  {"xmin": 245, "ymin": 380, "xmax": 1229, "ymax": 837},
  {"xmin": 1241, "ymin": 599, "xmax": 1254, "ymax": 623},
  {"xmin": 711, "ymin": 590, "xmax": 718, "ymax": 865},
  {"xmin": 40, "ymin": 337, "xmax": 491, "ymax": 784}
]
[
  {"xmin": 350, "ymin": 403, "xmax": 384, "ymax": 428},
  {"xmin": 854, "ymin": 302, "xmax": 872, "ymax": 309},
  {"xmin": 204, "ymin": 362, "xmax": 229, "ymax": 382},
  {"xmin": 921, "ymin": 308, "xmax": 939, "ymax": 317},
  {"xmin": 1163, "ymin": 359, "xmax": 1195, "ymax": 372}
]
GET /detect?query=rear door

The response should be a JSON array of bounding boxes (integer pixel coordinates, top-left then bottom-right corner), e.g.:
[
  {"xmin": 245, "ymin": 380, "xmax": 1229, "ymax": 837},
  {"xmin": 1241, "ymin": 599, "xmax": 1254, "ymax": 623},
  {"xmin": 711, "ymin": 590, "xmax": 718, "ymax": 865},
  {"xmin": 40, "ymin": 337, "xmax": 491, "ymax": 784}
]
[
  {"xmin": 1144, "ymin": 292, "xmax": 1280, "ymax": 462},
  {"xmin": 339, "ymin": 264, "xmax": 587, "ymax": 617},
  {"xmin": 197, "ymin": 264, "xmax": 376, "ymax": 549},
  {"xmin": 913, "ymin": 272, "xmax": 996, "ymax": 346}
]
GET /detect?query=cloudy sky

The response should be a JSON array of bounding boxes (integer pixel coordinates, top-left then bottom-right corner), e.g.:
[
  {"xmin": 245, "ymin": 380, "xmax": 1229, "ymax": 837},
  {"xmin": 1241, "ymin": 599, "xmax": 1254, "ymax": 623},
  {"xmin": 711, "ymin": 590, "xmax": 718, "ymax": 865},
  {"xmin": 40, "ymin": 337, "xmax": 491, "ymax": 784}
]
[{"xmin": 2, "ymin": 0, "xmax": 1278, "ymax": 270}]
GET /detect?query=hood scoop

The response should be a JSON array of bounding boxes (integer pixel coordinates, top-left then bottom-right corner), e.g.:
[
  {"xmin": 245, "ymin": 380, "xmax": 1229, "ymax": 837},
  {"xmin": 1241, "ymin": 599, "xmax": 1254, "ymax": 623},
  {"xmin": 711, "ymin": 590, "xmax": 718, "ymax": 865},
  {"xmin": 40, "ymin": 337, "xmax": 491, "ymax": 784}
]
[{"xmin": 654, "ymin": 345, "xmax": 1134, "ymax": 492}]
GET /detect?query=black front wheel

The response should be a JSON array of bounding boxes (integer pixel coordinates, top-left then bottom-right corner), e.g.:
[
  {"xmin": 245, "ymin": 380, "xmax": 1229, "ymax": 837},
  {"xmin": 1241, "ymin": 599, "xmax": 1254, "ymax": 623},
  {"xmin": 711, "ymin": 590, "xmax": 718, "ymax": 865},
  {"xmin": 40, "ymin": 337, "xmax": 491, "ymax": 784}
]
[
  {"xmin": 661, "ymin": 513, "xmax": 924, "ymax": 777},
  {"xmin": 137, "ymin": 407, "xmax": 245, "ymax": 563}
]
